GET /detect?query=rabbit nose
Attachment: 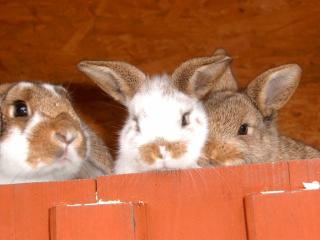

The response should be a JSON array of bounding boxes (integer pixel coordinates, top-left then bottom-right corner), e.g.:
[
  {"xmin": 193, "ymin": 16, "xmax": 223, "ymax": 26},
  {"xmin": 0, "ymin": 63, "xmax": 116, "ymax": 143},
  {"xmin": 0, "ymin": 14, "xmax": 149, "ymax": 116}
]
[
  {"xmin": 54, "ymin": 130, "xmax": 77, "ymax": 145},
  {"xmin": 158, "ymin": 145, "xmax": 166, "ymax": 159}
]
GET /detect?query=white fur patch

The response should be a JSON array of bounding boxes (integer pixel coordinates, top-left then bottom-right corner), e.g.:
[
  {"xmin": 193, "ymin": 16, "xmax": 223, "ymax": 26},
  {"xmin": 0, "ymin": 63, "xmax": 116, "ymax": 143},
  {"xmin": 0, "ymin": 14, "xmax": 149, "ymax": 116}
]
[
  {"xmin": 24, "ymin": 112, "xmax": 43, "ymax": 136},
  {"xmin": 223, "ymin": 159, "xmax": 245, "ymax": 166},
  {"xmin": 0, "ymin": 127, "xmax": 31, "ymax": 183},
  {"xmin": 247, "ymin": 126, "xmax": 254, "ymax": 135},
  {"xmin": 81, "ymin": 123, "xmax": 92, "ymax": 161},
  {"xmin": 17, "ymin": 82, "xmax": 33, "ymax": 90},
  {"xmin": 42, "ymin": 84, "xmax": 59, "ymax": 96},
  {"xmin": 0, "ymin": 113, "xmax": 43, "ymax": 183}
]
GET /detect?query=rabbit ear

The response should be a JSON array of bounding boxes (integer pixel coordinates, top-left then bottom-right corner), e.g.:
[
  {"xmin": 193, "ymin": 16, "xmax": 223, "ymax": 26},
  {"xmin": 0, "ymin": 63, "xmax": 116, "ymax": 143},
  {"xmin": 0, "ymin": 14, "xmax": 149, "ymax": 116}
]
[
  {"xmin": 54, "ymin": 85, "xmax": 71, "ymax": 99},
  {"xmin": 0, "ymin": 83, "xmax": 13, "ymax": 106},
  {"xmin": 77, "ymin": 61, "xmax": 146, "ymax": 105},
  {"xmin": 0, "ymin": 83, "xmax": 12, "ymax": 96},
  {"xmin": 171, "ymin": 51, "xmax": 237, "ymax": 99},
  {"xmin": 246, "ymin": 64, "xmax": 301, "ymax": 117},
  {"xmin": 213, "ymin": 48, "xmax": 227, "ymax": 56}
]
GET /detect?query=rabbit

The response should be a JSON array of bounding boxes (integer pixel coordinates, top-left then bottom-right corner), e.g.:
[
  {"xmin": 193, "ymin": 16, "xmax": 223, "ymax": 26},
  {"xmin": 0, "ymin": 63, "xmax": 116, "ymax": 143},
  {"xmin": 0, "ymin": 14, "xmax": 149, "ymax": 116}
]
[
  {"xmin": 199, "ymin": 52, "xmax": 320, "ymax": 166},
  {"xmin": 77, "ymin": 51, "xmax": 231, "ymax": 174},
  {"xmin": 0, "ymin": 81, "xmax": 113, "ymax": 184}
]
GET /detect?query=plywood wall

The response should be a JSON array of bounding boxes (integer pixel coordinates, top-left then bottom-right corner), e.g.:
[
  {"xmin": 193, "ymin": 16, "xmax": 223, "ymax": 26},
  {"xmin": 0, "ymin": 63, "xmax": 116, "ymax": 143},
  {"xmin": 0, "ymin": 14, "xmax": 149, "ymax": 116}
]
[{"xmin": 0, "ymin": 0, "xmax": 319, "ymax": 155}]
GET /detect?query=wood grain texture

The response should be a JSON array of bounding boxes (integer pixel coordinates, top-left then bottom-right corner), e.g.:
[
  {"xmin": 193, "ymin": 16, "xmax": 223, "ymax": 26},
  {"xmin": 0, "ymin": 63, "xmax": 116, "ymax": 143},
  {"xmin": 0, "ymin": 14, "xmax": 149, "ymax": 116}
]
[
  {"xmin": 245, "ymin": 190, "xmax": 320, "ymax": 240},
  {"xmin": 0, "ymin": 179, "xmax": 96, "ymax": 240},
  {"xmin": 50, "ymin": 202, "xmax": 148, "ymax": 240},
  {"xmin": 0, "ymin": 0, "xmax": 319, "ymax": 157},
  {"xmin": 97, "ymin": 162, "xmax": 290, "ymax": 240}
]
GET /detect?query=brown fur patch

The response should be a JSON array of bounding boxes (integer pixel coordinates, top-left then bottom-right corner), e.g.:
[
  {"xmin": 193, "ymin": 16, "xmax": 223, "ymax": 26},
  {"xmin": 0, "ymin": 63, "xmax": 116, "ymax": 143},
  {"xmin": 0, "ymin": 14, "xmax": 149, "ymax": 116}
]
[
  {"xmin": 27, "ymin": 113, "xmax": 86, "ymax": 167},
  {"xmin": 165, "ymin": 141, "xmax": 187, "ymax": 159},
  {"xmin": 204, "ymin": 139, "xmax": 243, "ymax": 165},
  {"xmin": 139, "ymin": 139, "xmax": 187, "ymax": 165},
  {"xmin": 139, "ymin": 142, "xmax": 161, "ymax": 164}
]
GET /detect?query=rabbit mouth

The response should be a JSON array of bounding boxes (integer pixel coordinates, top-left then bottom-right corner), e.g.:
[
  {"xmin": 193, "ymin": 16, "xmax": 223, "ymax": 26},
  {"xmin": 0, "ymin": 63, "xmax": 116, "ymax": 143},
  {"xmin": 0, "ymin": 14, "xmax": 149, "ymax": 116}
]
[
  {"xmin": 158, "ymin": 161, "xmax": 177, "ymax": 170},
  {"xmin": 56, "ymin": 156, "xmax": 71, "ymax": 163},
  {"xmin": 55, "ymin": 146, "xmax": 77, "ymax": 164}
]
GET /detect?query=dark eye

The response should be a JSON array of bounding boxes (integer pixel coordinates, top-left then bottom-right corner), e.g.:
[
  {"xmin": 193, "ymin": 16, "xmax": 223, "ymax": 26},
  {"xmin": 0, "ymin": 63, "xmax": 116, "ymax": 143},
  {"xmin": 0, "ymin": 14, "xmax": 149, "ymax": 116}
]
[
  {"xmin": 181, "ymin": 112, "xmax": 190, "ymax": 127},
  {"xmin": 13, "ymin": 100, "xmax": 28, "ymax": 117},
  {"xmin": 238, "ymin": 123, "xmax": 248, "ymax": 135},
  {"xmin": 133, "ymin": 116, "xmax": 140, "ymax": 132}
]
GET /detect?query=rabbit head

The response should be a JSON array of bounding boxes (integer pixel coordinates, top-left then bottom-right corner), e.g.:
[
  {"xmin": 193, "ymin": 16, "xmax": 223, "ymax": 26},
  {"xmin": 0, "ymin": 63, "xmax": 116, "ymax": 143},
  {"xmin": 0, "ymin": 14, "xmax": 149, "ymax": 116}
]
[
  {"xmin": 0, "ymin": 82, "xmax": 96, "ymax": 183},
  {"xmin": 78, "ymin": 51, "xmax": 231, "ymax": 173},
  {"xmin": 203, "ymin": 63, "xmax": 301, "ymax": 166}
]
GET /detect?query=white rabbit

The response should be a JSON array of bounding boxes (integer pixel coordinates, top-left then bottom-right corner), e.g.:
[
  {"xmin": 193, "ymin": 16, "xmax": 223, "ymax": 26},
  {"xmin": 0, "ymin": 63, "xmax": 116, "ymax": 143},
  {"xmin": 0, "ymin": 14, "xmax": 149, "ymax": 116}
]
[
  {"xmin": 0, "ymin": 81, "xmax": 113, "ymax": 184},
  {"xmin": 78, "ymin": 51, "xmax": 231, "ymax": 173}
]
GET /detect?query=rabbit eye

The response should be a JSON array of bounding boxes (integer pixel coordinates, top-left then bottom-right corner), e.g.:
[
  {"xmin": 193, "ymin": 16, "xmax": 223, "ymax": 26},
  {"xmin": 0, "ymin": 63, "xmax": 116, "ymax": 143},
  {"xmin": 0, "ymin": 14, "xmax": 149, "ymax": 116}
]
[
  {"xmin": 238, "ymin": 123, "xmax": 248, "ymax": 135},
  {"xmin": 181, "ymin": 112, "xmax": 190, "ymax": 127},
  {"xmin": 13, "ymin": 100, "xmax": 28, "ymax": 117},
  {"xmin": 133, "ymin": 116, "xmax": 140, "ymax": 132}
]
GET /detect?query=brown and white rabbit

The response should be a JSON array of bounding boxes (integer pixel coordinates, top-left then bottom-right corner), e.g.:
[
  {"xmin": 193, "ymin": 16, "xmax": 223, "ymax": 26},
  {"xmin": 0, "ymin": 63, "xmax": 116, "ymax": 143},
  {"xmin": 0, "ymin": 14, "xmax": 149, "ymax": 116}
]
[
  {"xmin": 201, "ymin": 52, "xmax": 320, "ymax": 166},
  {"xmin": 77, "ymin": 53, "xmax": 231, "ymax": 174},
  {"xmin": 0, "ymin": 81, "xmax": 113, "ymax": 184}
]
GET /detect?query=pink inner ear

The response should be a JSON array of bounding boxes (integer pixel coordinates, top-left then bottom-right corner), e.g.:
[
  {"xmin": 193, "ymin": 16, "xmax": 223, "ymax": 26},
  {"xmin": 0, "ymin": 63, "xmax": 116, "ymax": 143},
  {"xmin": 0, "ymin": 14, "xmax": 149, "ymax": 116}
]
[
  {"xmin": 265, "ymin": 75, "xmax": 282, "ymax": 105},
  {"xmin": 193, "ymin": 71, "xmax": 210, "ymax": 91},
  {"xmin": 265, "ymin": 74, "xmax": 289, "ymax": 105},
  {"xmin": 264, "ymin": 71, "xmax": 296, "ymax": 109}
]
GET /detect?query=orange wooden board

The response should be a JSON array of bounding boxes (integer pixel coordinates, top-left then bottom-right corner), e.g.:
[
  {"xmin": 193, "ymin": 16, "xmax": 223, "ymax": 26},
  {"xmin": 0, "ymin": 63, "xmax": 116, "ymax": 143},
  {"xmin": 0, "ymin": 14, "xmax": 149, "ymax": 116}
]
[
  {"xmin": 96, "ymin": 162, "xmax": 290, "ymax": 240},
  {"xmin": 0, "ymin": 179, "xmax": 97, "ymax": 240},
  {"xmin": 50, "ymin": 201, "xmax": 148, "ymax": 240},
  {"xmin": 288, "ymin": 159, "xmax": 320, "ymax": 189},
  {"xmin": 245, "ymin": 189, "xmax": 320, "ymax": 240},
  {"xmin": 0, "ymin": 185, "xmax": 15, "ymax": 240}
]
